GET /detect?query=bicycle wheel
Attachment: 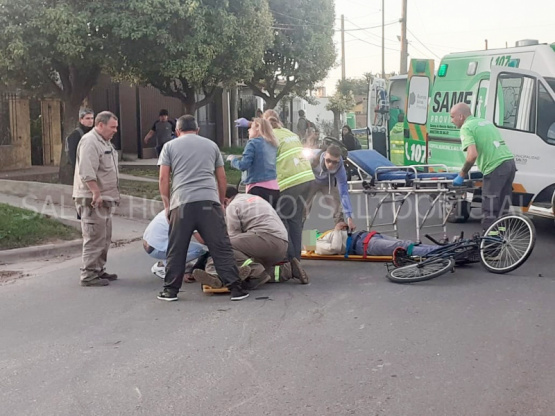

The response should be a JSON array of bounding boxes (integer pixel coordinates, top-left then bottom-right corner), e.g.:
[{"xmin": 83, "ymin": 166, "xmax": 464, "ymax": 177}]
[
  {"xmin": 480, "ymin": 214, "xmax": 536, "ymax": 274},
  {"xmin": 387, "ymin": 257, "xmax": 455, "ymax": 284}
]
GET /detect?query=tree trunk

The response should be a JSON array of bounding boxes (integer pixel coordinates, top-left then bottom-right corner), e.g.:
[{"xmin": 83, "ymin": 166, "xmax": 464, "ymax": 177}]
[
  {"xmin": 332, "ymin": 110, "xmax": 341, "ymax": 138},
  {"xmin": 58, "ymin": 100, "xmax": 83, "ymax": 185},
  {"xmin": 264, "ymin": 96, "xmax": 278, "ymax": 109},
  {"xmin": 183, "ymin": 97, "xmax": 197, "ymax": 115}
]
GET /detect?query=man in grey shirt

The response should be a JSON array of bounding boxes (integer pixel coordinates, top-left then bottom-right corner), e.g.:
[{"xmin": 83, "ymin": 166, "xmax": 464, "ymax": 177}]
[{"xmin": 157, "ymin": 114, "xmax": 248, "ymax": 302}]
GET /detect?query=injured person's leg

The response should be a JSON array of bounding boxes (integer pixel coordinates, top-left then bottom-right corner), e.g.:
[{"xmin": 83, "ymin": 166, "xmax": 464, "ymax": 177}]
[{"xmin": 365, "ymin": 234, "xmax": 438, "ymax": 257}]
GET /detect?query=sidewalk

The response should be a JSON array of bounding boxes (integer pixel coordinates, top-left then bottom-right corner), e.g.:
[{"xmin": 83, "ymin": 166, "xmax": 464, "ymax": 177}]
[{"xmin": 0, "ymin": 183, "xmax": 155, "ymax": 264}]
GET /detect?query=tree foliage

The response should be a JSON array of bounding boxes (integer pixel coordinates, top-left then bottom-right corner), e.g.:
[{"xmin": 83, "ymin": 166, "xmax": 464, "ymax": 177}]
[
  {"xmin": 246, "ymin": 0, "xmax": 336, "ymax": 109},
  {"xmin": 338, "ymin": 77, "xmax": 369, "ymax": 97},
  {"xmin": 326, "ymin": 80, "xmax": 356, "ymax": 137},
  {"xmin": 0, "ymin": 1, "xmax": 108, "ymax": 115},
  {"xmin": 0, "ymin": 0, "xmax": 118, "ymax": 183},
  {"xmin": 106, "ymin": 0, "xmax": 273, "ymax": 113},
  {"xmin": 0, "ymin": 0, "xmax": 273, "ymax": 183}
]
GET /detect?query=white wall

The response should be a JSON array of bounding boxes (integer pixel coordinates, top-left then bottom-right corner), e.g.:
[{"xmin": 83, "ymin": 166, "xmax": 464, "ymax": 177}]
[{"xmin": 303, "ymin": 97, "xmax": 335, "ymax": 126}]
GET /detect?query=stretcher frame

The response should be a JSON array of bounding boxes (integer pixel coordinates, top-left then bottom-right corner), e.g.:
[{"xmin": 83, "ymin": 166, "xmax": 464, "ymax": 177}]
[
  {"xmin": 347, "ymin": 160, "xmax": 476, "ymax": 244},
  {"xmin": 301, "ymin": 250, "xmax": 391, "ymax": 262},
  {"xmin": 202, "ymin": 284, "xmax": 230, "ymax": 294}
]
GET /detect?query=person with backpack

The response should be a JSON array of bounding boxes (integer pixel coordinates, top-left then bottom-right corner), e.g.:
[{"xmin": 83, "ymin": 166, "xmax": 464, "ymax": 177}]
[
  {"xmin": 66, "ymin": 108, "xmax": 94, "ymax": 183},
  {"xmin": 296, "ymin": 109, "xmax": 312, "ymax": 142},
  {"xmin": 341, "ymin": 125, "xmax": 361, "ymax": 151}
]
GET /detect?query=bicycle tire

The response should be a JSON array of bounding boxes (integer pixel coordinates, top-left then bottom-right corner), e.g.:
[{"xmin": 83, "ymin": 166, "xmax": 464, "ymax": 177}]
[
  {"xmin": 480, "ymin": 214, "xmax": 536, "ymax": 274},
  {"xmin": 386, "ymin": 257, "xmax": 455, "ymax": 284}
]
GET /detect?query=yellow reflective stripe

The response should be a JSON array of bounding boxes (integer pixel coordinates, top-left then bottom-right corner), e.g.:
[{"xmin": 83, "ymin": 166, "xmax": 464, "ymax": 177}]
[
  {"xmin": 277, "ymin": 147, "xmax": 303, "ymax": 162},
  {"xmin": 278, "ymin": 170, "xmax": 314, "ymax": 188},
  {"xmin": 274, "ymin": 266, "xmax": 280, "ymax": 282},
  {"xmin": 242, "ymin": 258, "xmax": 254, "ymax": 267}
]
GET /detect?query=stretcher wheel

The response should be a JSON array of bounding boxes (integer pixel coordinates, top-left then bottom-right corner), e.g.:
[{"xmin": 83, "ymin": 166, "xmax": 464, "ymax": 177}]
[{"xmin": 447, "ymin": 200, "xmax": 470, "ymax": 223}]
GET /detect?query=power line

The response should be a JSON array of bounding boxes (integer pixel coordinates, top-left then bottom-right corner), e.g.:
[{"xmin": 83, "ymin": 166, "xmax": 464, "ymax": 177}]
[
  {"xmin": 407, "ymin": 28, "xmax": 442, "ymax": 60},
  {"xmin": 344, "ymin": 18, "xmax": 398, "ymax": 40},
  {"xmin": 345, "ymin": 31, "xmax": 399, "ymax": 52},
  {"xmin": 407, "ymin": 41, "xmax": 432, "ymax": 59}
]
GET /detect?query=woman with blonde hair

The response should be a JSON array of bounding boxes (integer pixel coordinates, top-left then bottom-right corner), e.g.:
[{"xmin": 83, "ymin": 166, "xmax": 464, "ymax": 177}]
[
  {"xmin": 263, "ymin": 109, "xmax": 314, "ymax": 284},
  {"xmin": 228, "ymin": 118, "xmax": 280, "ymax": 208}
]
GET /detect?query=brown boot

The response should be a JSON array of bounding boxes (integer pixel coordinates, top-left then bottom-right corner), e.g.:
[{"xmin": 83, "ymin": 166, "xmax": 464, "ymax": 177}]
[
  {"xmin": 291, "ymin": 258, "xmax": 309, "ymax": 284},
  {"xmin": 99, "ymin": 272, "xmax": 118, "ymax": 281},
  {"xmin": 192, "ymin": 269, "xmax": 223, "ymax": 288},
  {"xmin": 81, "ymin": 278, "xmax": 110, "ymax": 287}
]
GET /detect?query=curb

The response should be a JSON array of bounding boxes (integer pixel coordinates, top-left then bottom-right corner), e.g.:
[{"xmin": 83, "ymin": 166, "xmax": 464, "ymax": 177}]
[{"xmin": 0, "ymin": 239, "xmax": 83, "ymax": 264}]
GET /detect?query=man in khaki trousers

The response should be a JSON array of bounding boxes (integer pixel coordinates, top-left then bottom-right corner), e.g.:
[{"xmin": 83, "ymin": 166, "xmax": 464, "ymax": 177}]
[
  {"xmin": 194, "ymin": 186, "xmax": 289, "ymax": 290},
  {"xmin": 72, "ymin": 111, "xmax": 120, "ymax": 287}
]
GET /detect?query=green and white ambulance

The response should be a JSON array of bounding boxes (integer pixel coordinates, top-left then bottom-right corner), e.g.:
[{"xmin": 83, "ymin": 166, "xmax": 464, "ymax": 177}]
[{"xmin": 371, "ymin": 40, "xmax": 555, "ymax": 221}]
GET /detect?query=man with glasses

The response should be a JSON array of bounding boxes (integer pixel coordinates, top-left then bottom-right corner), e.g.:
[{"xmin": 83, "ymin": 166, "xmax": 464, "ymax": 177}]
[{"xmin": 304, "ymin": 144, "xmax": 357, "ymax": 231}]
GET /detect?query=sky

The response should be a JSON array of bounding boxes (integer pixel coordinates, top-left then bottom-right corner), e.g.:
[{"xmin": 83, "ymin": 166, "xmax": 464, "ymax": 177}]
[{"xmin": 323, "ymin": 0, "xmax": 554, "ymax": 94}]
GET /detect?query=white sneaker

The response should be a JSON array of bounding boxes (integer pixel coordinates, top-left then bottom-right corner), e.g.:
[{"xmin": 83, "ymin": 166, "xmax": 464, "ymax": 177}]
[{"xmin": 151, "ymin": 262, "xmax": 166, "ymax": 279}]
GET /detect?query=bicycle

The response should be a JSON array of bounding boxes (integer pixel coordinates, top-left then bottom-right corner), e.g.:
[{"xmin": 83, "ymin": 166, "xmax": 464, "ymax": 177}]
[{"xmin": 386, "ymin": 214, "xmax": 536, "ymax": 284}]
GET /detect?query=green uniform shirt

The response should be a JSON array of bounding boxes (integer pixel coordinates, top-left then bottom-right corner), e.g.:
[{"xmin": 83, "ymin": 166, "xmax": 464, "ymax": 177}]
[
  {"xmin": 460, "ymin": 116, "xmax": 514, "ymax": 175},
  {"xmin": 273, "ymin": 127, "xmax": 315, "ymax": 191},
  {"xmin": 389, "ymin": 121, "xmax": 405, "ymax": 166}
]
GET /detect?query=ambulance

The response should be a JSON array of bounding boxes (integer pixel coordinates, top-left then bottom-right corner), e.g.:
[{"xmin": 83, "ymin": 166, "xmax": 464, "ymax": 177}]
[{"xmin": 370, "ymin": 40, "xmax": 555, "ymax": 221}]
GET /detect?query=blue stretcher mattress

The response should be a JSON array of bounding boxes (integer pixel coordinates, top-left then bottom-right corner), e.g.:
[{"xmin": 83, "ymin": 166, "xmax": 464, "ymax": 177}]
[{"xmin": 346, "ymin": 150, "xmax": 482, "ymax": 181}]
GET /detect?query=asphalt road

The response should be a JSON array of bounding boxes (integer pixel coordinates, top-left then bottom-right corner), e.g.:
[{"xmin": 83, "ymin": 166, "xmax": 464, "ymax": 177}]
[{"xmin": 1, "ymin": 193, "xmax": 555, "ymax": 416}]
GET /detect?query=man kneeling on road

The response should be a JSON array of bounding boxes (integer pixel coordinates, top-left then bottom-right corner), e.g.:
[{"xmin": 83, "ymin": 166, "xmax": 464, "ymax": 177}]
[
  {"xmin": 316, "ymin": 222, "xmax": 439, "ymax": 264},
  {"xmin": 193, "ymin": 187, "xmax": 290, "ymax": 290},
  {"xmin": 142, "ymin": 210, "xmax": 207, "ymax": 282}
]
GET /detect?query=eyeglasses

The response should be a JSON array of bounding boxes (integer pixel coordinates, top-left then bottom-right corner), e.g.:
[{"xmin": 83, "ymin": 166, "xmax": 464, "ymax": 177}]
[{"xmin": 325, "ymin": 158, "xmax": 340, "ymax": 165}]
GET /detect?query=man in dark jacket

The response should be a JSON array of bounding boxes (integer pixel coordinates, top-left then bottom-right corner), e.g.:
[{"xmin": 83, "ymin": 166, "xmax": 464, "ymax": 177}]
[
  {"xmin": 144, "ymin": 109, "xmax": 176, "ymax": 156},
  {"xmin": 66, "ymin": 109, "xmax": 94, "ymax": 180}
]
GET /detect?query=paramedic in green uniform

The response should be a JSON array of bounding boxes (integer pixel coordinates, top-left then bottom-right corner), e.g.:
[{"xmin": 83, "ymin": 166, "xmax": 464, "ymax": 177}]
[
  {"xmin": 450, "ymin": 103, "xmax": 516, "ymax": 232},
  {"xmin": 389, "ymin": 113, "xmax": 405, "ymax": 165}
]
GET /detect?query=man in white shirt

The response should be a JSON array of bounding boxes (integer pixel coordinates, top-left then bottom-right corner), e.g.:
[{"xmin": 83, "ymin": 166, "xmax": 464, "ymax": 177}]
[{"xmin": 142, "ymin": 210, "xmax": 207, "ymax": 281}]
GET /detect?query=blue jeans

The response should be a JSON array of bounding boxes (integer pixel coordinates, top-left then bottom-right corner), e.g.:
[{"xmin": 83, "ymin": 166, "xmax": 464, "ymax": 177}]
[{"xmin": 147, "ymin": 241, "xmax": 207, "ymax": 264}]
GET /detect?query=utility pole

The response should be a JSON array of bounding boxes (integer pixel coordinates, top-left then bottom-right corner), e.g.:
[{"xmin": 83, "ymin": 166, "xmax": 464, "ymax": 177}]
[
  {"xmin": 400, "ymin": 0, "xmax": 408, "ymax": 74},
  {"xmin": 381, "ymin": 0, "xmax": 385, "ymax": 78},
  {"xmin": 341, "ymin": 14, "xmax": 346, "ymax": 80},
  {"xmin": 485, "ymin": 39, "xmax": 488, "ymax": 50}
]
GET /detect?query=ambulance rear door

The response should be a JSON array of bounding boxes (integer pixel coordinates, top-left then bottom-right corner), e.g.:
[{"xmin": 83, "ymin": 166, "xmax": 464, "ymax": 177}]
[{"xmin": 487, "ymin": 66, "xmax": 555, "ymax": 209}]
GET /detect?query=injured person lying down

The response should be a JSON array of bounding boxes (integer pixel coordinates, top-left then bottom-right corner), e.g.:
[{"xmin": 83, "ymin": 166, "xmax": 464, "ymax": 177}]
[{"xmin": 315, "ymin": 222, "xmax": 439, "ymax": 261}]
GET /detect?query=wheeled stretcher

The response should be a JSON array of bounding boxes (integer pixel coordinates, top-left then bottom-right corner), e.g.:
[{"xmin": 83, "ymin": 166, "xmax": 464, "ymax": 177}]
[{"xmin": 345, "ymin": 150, "xmax": 482, "ymax": 244}]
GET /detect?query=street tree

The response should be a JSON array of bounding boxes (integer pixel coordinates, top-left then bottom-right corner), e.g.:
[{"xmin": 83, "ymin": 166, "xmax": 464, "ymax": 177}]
[
  {"xmin": 246, "ymin": 0, "xmax": 336, "ymax": 109},
  {"xmin": 108, "ymin": 0, "xmax": 273, "ymax": 114},
  {"xmin": 340, "ymin": 77, "xmax": 370, "ymax": 97},
  {"xmin": 326, "ymin": 80, "xmax": 355, "ymax": 137},
  {"xmin": 0, "ymin": 0, "xmax": 111, "ymax": 183}
]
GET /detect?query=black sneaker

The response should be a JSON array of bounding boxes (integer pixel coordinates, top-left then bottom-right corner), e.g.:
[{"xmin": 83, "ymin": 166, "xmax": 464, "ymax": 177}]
[
  {"xmin": 243, "ymin": 273, "xmax": 272, "ymax": 290},
  {"xmin": 157, "ymin": 289, "xmax": 178, "ymax": 302},
  {"xmin": 229, "ymin": 284, "xmax": 249, "ymax": 301}
]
